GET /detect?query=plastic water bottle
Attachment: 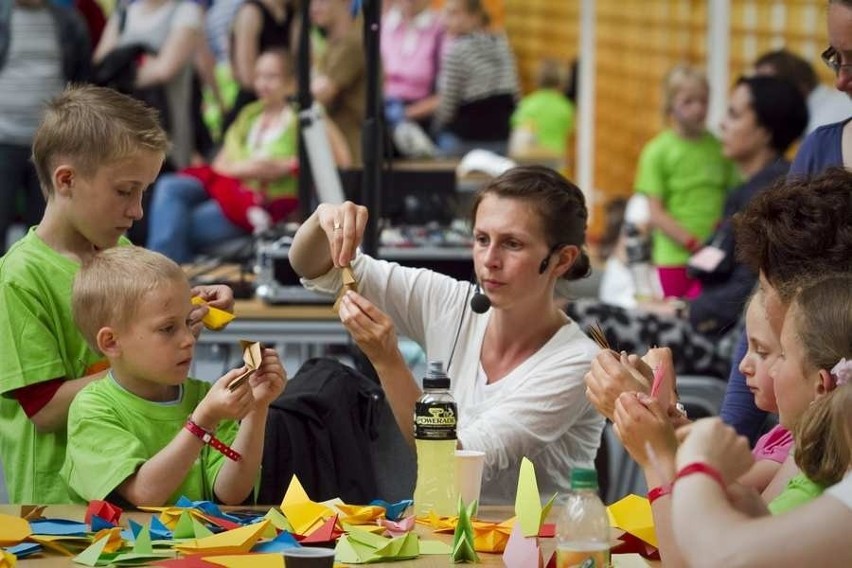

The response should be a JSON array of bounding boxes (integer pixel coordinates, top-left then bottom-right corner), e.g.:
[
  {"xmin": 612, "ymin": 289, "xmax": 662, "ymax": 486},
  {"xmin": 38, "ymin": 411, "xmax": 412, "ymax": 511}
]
[
  {"xmin": 413, "ymin": 361, "xmax": 458, "ymax": 517},
  {"xmin": 556, "ymin": 468, "xmax": 611, "ymax": 568},
  {"xmin": 624, "ymin": 222, "xmax": 655, "ymax": 302}
]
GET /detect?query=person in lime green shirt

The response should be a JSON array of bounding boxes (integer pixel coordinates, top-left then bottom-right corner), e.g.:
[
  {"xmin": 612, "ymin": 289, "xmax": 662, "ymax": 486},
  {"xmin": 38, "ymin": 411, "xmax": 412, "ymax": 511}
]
[
  {"xmin": 510, "ymin": 59, "xmax": 575, "ymax": 156},
  {"xmin": 62, "ymin": 246, "xmax": 286, "ymax": 506},
  {"xmin": 634, "ymin": 65, "xmax": 738, "ymax": 299},
  {"xmin": 0, "ymin": 85, "xmax": 233, "ymax": 505}
]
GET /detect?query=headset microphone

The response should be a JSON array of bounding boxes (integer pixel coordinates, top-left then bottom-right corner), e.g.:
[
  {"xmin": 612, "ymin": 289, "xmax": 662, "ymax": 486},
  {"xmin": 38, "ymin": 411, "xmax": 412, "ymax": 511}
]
[{"xmin": 470, "ymin": 282, "xmax": 492, "ymax": 314}]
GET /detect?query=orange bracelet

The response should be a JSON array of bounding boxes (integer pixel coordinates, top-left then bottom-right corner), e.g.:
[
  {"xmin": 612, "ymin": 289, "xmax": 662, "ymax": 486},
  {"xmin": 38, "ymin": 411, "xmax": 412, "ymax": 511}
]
[{"xmin": 675, "ymin": 462, "xmax": 725, "ymax": 490}]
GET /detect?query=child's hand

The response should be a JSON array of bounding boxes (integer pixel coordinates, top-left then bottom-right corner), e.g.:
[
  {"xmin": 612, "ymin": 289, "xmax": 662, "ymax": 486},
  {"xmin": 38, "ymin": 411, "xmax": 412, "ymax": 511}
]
[
  {"xmin": 613, "ymin": 392, "xmax": 678, "ymax": 471},
  {"xmin": 250, "ymin": 348, "xmax": 286, "ymax": 407},
  {"xmin": 676, "ymin": 418, "xmax": 754, "ymax": 484},
  {"xmin": 192, "ymin": 366, "xmax": 256, "ymax": 430}
]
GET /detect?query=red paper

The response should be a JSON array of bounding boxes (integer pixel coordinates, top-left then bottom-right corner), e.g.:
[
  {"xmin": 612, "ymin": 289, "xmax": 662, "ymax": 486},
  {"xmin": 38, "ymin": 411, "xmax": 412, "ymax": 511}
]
[
  {"xmin": 297, "ymin": 514, "xmax": 343, "ymax": 544},
  {"xmin": 85, "ymin": 501, "xmax": 122, "ymax": 526}
]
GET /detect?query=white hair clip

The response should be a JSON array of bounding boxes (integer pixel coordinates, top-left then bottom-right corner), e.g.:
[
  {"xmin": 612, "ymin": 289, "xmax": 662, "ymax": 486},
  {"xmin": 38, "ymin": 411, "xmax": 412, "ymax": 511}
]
[{"xmin": 830, "ymin": 358, "xmax": 852, "ymax": 387}]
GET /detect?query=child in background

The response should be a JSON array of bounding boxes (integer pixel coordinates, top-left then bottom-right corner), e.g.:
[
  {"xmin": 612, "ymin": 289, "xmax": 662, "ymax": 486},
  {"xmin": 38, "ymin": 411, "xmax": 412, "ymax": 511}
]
[
  {"xmin": 767, "ymin": 274, "xmax": 851, "ymax": 513},
  {"xmin": 635, "ymin": 65, "xmax": 737, "ymax": 299},
  {"xmin": 62, "ymin": 246, "xmax": 286, "ymax": 506},
  {"xmin": 0, "ymin": 85, "xmax": 232, "ymax": 505},
  {"xmin": 509, "ymin": 58, "xmax": 575, "ymax": 157}
]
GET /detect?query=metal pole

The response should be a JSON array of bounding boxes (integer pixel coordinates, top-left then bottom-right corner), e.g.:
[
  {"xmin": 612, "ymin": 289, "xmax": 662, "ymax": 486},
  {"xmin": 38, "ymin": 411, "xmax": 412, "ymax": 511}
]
[
  {"xmin": 297, "ymin": 0, "xmax": 314, "ymax": 221},
  {"xmin": 360, "ymin": 0, "xmax": 382, "ymax": 257}
]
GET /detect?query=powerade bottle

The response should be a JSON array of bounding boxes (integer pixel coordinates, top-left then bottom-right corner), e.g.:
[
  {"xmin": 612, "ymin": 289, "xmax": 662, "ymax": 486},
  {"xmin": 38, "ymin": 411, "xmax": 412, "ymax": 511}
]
[
  {"xmin": 413, "ymin": 360, "xmax": 458, "ymax": 517},
  {"xmin": 624, "ymin": 222, "xmax": 655, "ymax": 302},
  {"xmin": 556, "ymin": 468, "xmax": 611, "ymax": 568}
]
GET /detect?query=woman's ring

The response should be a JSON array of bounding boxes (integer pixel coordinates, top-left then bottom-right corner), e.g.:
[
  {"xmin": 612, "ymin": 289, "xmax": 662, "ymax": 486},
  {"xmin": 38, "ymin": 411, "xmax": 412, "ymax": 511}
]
[{"xmin": 333, "ymin": 219, "xmax": 342, "ymax": 231}]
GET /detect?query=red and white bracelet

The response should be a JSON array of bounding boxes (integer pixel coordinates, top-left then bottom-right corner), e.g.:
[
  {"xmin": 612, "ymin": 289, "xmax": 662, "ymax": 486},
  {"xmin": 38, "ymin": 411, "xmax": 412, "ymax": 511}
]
[{"xmin": 184, "ymin": 418, "xmax": 242, "ymax": 462}]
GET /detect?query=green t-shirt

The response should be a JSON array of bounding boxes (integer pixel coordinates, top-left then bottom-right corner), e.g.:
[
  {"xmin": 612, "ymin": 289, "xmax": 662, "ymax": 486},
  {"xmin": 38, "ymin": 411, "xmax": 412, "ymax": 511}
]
[
  {"xmin": 510, "ymin": 89, "xmax": 575, "ymax": 155},
  {"xmin": 223, "ymin": 100, "xmax": 298, "ymax": 198},
  {"xmin": 61, "ymin": 375, "xmax": 239, "ymax": 504},
  {"xmin": 634, "ymin": 129, "xmax": 737, "ymax": 266},
  {"xmin": 0, "ymin": 228, "xmax": 110, "ymax": 504},
  {"xmin": 768, "ymin": 472, "xmax": 825, "ymax": 514}
]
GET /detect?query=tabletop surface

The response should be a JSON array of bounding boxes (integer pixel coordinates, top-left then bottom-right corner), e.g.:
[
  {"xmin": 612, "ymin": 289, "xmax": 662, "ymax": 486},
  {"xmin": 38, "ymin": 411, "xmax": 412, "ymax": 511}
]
[{"xmin": 1, "ymin": 504, "xmax": 555, "ymax": 567}]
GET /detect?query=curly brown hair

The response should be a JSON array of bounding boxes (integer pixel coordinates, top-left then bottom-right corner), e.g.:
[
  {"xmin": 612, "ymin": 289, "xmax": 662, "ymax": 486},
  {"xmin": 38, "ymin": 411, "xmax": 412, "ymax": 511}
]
[{"xmin": 733, "ymin": 167, "xmax": 852, "ymax": 303}]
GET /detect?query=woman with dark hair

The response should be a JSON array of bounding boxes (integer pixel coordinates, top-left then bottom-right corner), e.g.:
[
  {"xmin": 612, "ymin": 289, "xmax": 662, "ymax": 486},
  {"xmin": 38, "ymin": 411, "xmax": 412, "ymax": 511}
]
[
  {"xmin": 571, "ymin": 75, "xmax": 809, "ymax": 380},
  {"xmin": 289, "ymin": 165, "xmax": 604, "ymax": 505}
]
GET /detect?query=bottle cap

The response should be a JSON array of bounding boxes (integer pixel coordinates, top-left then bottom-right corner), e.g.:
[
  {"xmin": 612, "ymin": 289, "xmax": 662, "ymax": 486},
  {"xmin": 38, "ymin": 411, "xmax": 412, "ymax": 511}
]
[
  {"xmin": 570, "ymin": 468, "xmax": 599, "ymax": 490},
  {"xmin": 423, "ymin": 360, "xmax": 450, "ymax": 390}
]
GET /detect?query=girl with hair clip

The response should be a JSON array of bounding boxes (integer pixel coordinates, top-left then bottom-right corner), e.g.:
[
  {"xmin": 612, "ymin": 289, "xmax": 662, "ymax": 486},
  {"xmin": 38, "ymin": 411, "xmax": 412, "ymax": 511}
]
[
  {"xmin": 288, "ymin": 165, "xmax": 604, "ymax": 505},
  {"xmin": 634, "ymin": 65, "xmax": 738, "ymax": 299},
  {"xmin": 611, "ymin": 275, "xmax": 852, "ymax": 566}
]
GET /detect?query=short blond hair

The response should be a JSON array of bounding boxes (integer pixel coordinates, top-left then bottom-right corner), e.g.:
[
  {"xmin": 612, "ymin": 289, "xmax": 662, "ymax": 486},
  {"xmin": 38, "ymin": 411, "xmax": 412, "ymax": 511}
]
[
  {"xmin": 72, "ymin": 246, "xmax": 186, "ymax": 353},
  {"xmin": 662, "ymin": 65, "xmax": 708, "ymax": 116},
  {"xmin": 536, "ymin": 58, "xmax": 568, "ymax": 90},
  {"xmin": 32, "ymin": 84, "xmax": 170, "ymax": 196}
]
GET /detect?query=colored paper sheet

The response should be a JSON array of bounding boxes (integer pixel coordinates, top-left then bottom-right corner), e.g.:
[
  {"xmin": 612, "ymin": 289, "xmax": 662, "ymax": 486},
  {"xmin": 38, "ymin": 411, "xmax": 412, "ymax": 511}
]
[
  {"xmin": 5, "ymin": 542, "xmax": 41, "ymax": 559},
  {"xmin": 72, "ymin": 533, "xmax": 110, "ymax": 567},
  {"xmin": 85, "ymin": 500, "xmax": 122, "ymax": 526},
  {"xmin": 204, "ymin": 554, "xmax": 284, "ymax": 568},
  {"xmin": 0, "ymin": 514, "xmax": 30, "ymax": 547},
  {"xmin": 419, "ymin": 540, "xmax": 453, "ymax": 555},
  {"xmin": 514, "ymin": 457, "xmax": 557, "ymax": 537},
  {"xmin": 607, "ymin": 494, "xmax": 658, "ymax": 549},
  {"xmin": 299, "ymin": 515, "xmax": 344, "ymax": 545},
  {"xmin": 263, "ymin": 508, "xmax": 292, "ymax": 532},
  {"xmin": 612, "ymin": 553, "xmax": 652, "ymax": 567},
  {"xmin": 173, "ymin": 512, "xmax": 196, "ymax": 540},
  {"xmin": 451, "ymin": 499, "xmax": 478, "ymax": 563},
  {"xmin": 28, "ymin": 518, "xmax": 88, "ymax": 537},
  {"xmin": 0, "ymin": 550, "xmax": 15, "ymax": 568},
  {"xmin": 343, "ymin": 523, "xmax": 386, "ymax": 535},
  {"xmin": 150, "ymin": 516, "xmax": 174, "ymax": 540},
  {"xmin": 251, "ymin": 531, "xmax": 301, "ymax": 553},
  {"xmin": 281, "ymin": 475, "xmax": 311, "ymax": 508},
  {"xmin": 378, "ymin": 515, "xmax": 415, "ymax": 537},
  {"xmin": 27, "ymin": 535, "xmax": 92, "ymax": 556},
  {"xmin": 191, "ymin": 295, "xmax": 235, "ymax": 331},
  {"xmin": 334, "ymin": 528, "xmax": 419, "ymax": 564},
  {"xmin": 279, "ymin": 475, "xmax": 334, "ymax": 535},
  {"xmin": 152, "ymin": 558, "xmax": 222, "ymax": 568},
  {"xmin": 174, "ymin": 519, "xmax": 270, "ymax": 555},
  {"xmin": 502, "ymin": 523, "xmax": 542, "ymax": 568}
]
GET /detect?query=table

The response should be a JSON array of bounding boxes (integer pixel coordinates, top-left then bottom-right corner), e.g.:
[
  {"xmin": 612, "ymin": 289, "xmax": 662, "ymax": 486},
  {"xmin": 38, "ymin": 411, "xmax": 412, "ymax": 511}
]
[{"xmin": 1, "ymin": 505, "xmax": 553, "ymax": 567}]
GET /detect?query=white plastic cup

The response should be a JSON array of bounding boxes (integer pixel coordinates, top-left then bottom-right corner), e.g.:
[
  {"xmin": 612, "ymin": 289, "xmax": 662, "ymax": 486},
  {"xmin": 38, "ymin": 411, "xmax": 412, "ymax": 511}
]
[
  {"xmin": 281, "ymin": 547, "xmax": 335, "ymax": 568},
  {"xmin": 455, "ymin": 449, "xmax": 486, "ymax": 506}
]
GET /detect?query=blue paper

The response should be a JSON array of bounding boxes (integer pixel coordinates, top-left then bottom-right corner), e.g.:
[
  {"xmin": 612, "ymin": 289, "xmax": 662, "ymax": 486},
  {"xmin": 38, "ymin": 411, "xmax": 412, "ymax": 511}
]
[
  {"xmin": 251, "ymin": 531, "xmax": 301, "ymax": 553},
  {"xmin": 90, "ymin": 514, "xmax": 115, "ymax": 532},
  {"xmin": 28, "ymin": 519, "xmax": 88, "ymax": 536},
  {"xmin": 174, "ymin": 496, "xmax": 244, "ymax": 524},
  {"xmin": 149, "ymin": 516, "xmax": 173, "ymax": 540},
  {"xmin": 370, "ymin": 499, "xmax": 413, "ymax": 522},
  {"xmin": 6, "ymin": 542, "xmax": 42, "ymax": 559}
]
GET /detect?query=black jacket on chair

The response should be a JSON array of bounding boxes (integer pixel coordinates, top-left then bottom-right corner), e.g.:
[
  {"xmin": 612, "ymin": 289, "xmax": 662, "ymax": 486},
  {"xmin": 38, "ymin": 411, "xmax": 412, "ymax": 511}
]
[{"xmin": 258, "ymin": 358, "xmax": 384, "ymax": 505}]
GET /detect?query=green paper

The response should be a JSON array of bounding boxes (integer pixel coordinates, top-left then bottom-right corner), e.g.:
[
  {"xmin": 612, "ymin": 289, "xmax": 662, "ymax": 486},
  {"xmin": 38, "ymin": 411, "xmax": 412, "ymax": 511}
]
[
  {"xmin": 334, "ymin": 529, "xmax": 421, "ymax": 563},
  {"xmin": 191, "ymin": 518, "xmax": 214, "ymax": 539},
  {"xmin": 420, "ymin": 540, "xmax": 453, "ymax": 555},
  {"xmin": 173, "ymin": 512, "xmax": 195, "ymax": 540},
  {"xmin": 72, "ymin": 534, "xmax": 110, "ymax": 567},
  {"xmin": 110, "ymin": 551, "xmax": 175, "ymax": 565},
  {"xmin": 263, "ymin": 507, "xmax": 292, "ymax": 532},
  {"xmin": 451, "ymin": 497, "xmax": 479, "ymax": 563},
  {"xmin": 515, "ymin": 457, "xmax": 557, "ymax": 537},
  {"xmin": 132, "ymin": 525, "xmax": 152, "ymax": 555},
  {"xmin": 334, "ymin": 535, "xmax": 364, "ymax": 564}
]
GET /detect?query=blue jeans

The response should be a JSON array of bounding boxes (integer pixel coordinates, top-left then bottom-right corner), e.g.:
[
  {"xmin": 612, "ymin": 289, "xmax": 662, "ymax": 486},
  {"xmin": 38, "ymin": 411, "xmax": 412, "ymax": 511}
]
[{"xmin": 146, "ymin": 173, "xmax": 245, "ymax": 263}]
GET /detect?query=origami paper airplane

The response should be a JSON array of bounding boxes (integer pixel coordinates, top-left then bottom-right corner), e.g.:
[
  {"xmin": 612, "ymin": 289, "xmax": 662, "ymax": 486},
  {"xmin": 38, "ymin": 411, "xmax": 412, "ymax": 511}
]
[
  {"xmin": 607, "ymin": 494, "xmax": 658, "ymax": 549},
  {"xmin": 337, "ymin": 504, "xmax": 386, "ymax": 525},
  {"xmin": 335, "ymin": 528, "xmax": 419, "ymax": 564},
  {"xmin": 450, "ymin": 499, "xmax": 478, "ymax": 563},
  {"xmin": 173, "ymin": 519, "xmax": 270, "ymax": 555},
  {"xmin": 502, "ymin": 523, "xmax": 543, "ymax": 567},
  {"xmin": 85, "ymin": 501, "xmax": 122, "ymax": 527},
  {"xmin": 228, "ymin": 340, "xmax": 262, "ymax": 392},
  {"xmin": 191, "ymin": 296, "xmax": 235, "ymax": 331},
  {"xmin": 0, "ymin": 513, "xmax": 30, "ymax": 546},
  {"xmin": 370, "ymin": 499, "xmax": 412, "ymax": 521},
  {"xmin": 280, "ymin": 475, "xmax": 333, "ymax": 535},
  {"xmin": 515, "ymin": 457, "xmax": 557, "ymax": 537}
]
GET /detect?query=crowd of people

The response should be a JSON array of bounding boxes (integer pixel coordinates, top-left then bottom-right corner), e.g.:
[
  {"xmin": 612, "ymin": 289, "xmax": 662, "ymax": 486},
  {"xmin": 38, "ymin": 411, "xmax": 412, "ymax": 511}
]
[{"xmin": 0, "ymin": 0, "xmax": 850, "ymax": 566}]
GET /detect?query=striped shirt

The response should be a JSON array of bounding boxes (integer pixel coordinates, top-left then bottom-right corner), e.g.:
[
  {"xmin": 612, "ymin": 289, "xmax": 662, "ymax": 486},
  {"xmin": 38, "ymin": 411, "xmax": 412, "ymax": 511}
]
[
  {"xmin": 0, "ymin": 7, "xmax": 64, "ymax": 145},
  {"xmin": 434, "ymin": 31, "xmax": 518, "ymax": 129}
]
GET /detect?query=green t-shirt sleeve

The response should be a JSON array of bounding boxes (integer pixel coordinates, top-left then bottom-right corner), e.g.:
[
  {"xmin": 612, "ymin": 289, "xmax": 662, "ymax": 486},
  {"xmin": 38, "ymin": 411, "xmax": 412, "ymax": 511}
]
[
  {"xmin": 768, "ymin": 473, "xmax": 825, "ymax": 514},
  {"xmin": 634, "ymin": 136, "xmax": 667, "ymax": 198},
  {"xmin": 61, "ymin": 388, "xmax": 148, "ymax": 502}
]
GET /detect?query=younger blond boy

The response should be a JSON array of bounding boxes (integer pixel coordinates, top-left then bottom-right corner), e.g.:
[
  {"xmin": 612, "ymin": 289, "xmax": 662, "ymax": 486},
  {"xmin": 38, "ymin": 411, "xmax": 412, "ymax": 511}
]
[
  {"xmin": 62, "ymin": 246, "xmax": 284, "ymax": 506},
  {"xmin": 0, "ymin": 85, "xmax": 231, "ymax": 504}
]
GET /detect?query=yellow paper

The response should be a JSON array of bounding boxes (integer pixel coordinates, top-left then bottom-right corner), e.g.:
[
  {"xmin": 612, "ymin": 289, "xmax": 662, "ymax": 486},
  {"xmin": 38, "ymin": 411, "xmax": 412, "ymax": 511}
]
[
  {"xmin": 0, "ymin": 513, "xmax": 31, "ymax": 547},
  {"xmin": 473, "ymin": 528, "xmax": 510, "ymax": 552},
  {"xmin": 191, "ymin": 295, "xmax": 235, "ymax": 330},
  {"xmin": 228, "ymin": 340, "xmax": 263, "ymax": 391},
  {"xmin": 281, "ymin": 474, "xmax": 311, "ymax": 507},
  {"xmin": 336, "ymin": 504, "xmax": 385, "ymax": 524},
  {"xmin": 26, "ymin": 535, "xmax": 91, "ymax": 556},
  {"xmin": 514, "ymin": 457, "xmax": 556, "ymax": 537},
  {"xmin": 607, "ymin": 494, "xmax": 658, "ymax": 548},
  {"xmin": 283, "ymin": 501, "xmax": 333, "ymax": 535},
  {"xmin": 0, "ymin": 550, "xmax": 16, "ymax": 568},
  {"xmin": 92, "ymin": 527, "xmax": 124, "ymax": 553},
  {"xmin": 204, "ymin": 553, "xmax": 284, "ymax": 568},
  {"xmin": 333, "ymin": 265, "xmax": 358, "ymax": 312},
  {"xmin": 174, "ymin": 520, "xmax": 270, "ymax": 555}
]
